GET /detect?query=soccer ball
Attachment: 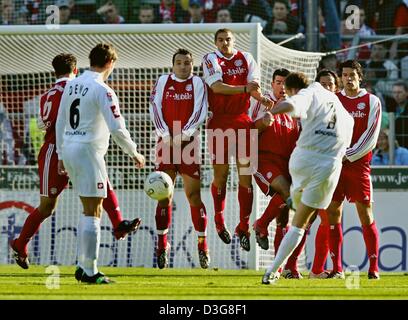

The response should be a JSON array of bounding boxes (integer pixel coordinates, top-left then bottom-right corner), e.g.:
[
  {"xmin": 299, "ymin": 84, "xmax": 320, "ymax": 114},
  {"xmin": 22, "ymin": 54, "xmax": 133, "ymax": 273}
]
[{"xmin": 144, "ymin": 171, "xmax": 174, "ymax": 201}]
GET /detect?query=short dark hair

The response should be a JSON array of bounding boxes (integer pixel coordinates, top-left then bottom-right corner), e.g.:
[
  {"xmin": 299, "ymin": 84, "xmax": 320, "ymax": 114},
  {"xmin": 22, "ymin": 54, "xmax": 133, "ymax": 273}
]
[
  {"xmin": 272, "ymin": 68, "xmax": 290, "ymax": 81},
  {"xmin": 393, "ymin": 80, "xmax": 408, "ymax": 92},
  {"xmin": 273, "ymin": 0, "xmax": 290, "ymax": 10},
  {"xmin": 284, "ymin": 72, "xmax": 309, "ymax": 90},
  {"xmin": 52, "ymin": 53, "xmax": 77, "ymax": 77},
  {"xmin": 315, "ymin": 68, "xmax": 340, "ymax": 88},
  {"xmin": 339, "ymin": 59, "xmax": 363, "ymax": 79},
  {"xmin": 214, "ymin": 28, "xmax": 233, "ymax": 43},
  {"xmin": 89, "ymin": 43, "xmax": 118, "ymax": 68},
  {"xmin": 172, "ymin": 48, "xmax": 193, "ymax": 65}
]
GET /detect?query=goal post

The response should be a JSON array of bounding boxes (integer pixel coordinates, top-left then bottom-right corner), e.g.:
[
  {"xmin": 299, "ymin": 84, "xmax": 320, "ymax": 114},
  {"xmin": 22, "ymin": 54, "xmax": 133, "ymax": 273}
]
[{"xmin": 0, "ymin": 23, "xmax": 323, "ymax": 270}]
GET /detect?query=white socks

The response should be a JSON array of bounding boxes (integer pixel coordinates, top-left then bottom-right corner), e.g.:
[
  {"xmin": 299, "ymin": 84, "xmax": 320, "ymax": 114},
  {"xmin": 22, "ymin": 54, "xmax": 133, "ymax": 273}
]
[
  {"xmin": 266, "ymin": 226, "xmax": 305, "ymax": 275},
  {"xmin": 77, "ymin": 215, "xmax": 101, "ymax": 277}
]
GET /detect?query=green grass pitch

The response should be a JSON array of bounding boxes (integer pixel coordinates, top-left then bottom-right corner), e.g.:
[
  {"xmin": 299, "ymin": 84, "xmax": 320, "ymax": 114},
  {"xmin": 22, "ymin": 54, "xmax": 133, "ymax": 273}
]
[{"xmin": 0, "ymin": 265, "xmax": 407, "ymax": 300}]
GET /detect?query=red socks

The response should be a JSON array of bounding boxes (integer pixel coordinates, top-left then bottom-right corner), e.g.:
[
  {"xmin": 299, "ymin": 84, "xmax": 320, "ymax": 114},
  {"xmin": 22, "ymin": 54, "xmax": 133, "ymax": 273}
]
[
  {"xmin": 211, "ymin": 183, "xmax": 226, "ymax": 213},
  {"xmin": 14, "ymin": 208, "xmax": 46, "ymax": 255},
  {"xmin": 257, "ymin": 194, "xmax": 285, "ymax": 230},
  {"xmin": 274, "ymin": 224, "xmax": 289, "ymax": 255},
  {"xmin": 329, "ymin": 223, "xmax": 343, "ymax": 272},
  {"xmin": 155, "ymin": 205, "xmax": 172, "ymax": 251},
  {"xmin": 211, "ymin": 183, "xmax": 227, "ymax": 231},
  {"xmin": 362, "ymin": 221, "xmax": 379, "ymax": 273},
  {"xmin": 238, "ymin": 185, "xmax": 253, "ymax": 232},
  {"xmin": 312, "ymin": 224, "xmax": 330, "ymax": 274},
  {"xmin": 191, "ymin": 204, "xmax": 208, "ymax": 251},
  {"xmin": 102, "ymin": 182, "xmax": 123, "ymax": 230}
]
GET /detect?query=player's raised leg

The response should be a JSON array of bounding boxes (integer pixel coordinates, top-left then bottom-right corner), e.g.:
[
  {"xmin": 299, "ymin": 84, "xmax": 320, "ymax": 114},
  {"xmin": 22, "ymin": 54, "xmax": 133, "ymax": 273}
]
[{"xmin": 103, "ymin": 180, "xmax": 141, "ymax": 240}]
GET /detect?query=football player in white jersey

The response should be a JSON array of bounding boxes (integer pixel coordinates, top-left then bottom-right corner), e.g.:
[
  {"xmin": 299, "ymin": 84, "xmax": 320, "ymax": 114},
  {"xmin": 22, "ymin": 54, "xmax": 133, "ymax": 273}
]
[
  {"xmin": 261, "ymin": 72, "xmax": 354, "ymax": 284},
  {"xmin": 56, "ymin": 43, "xmax": 145, "ymax": 284}
]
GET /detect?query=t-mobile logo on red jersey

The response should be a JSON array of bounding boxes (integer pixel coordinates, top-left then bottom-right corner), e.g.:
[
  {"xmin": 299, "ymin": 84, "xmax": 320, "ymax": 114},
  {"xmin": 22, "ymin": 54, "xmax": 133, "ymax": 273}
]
[
  {"xmin": 225, "ymin": 67, "xmax": 246, "ymax": 77},
  {"xmin": 350, "ymin": 110, "xmax": 366, "ymax": 118},
  {"xmin": 165, "ymin": 92, "xmax": 193, "ymax": 101},
  {"xmin": 275, "ymin": 117, "xmax": 293, "ymax": 128}
]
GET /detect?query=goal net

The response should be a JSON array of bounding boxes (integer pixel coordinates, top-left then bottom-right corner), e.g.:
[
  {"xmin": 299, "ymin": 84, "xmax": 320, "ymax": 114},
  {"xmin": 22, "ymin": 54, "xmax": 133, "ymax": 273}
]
[{"xmin": 0, "ymin": 24, "xmax": 323, "ymax": 270}]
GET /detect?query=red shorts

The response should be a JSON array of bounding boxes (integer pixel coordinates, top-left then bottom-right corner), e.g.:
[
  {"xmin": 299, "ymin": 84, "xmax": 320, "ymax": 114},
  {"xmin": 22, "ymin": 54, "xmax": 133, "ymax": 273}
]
[
  {"xmin": 38, "ymin": 143, "xmax": 69, "ymax": 198},
  {"xmin": 253, "ymin": 156, "xmax": 290, "ymax": 195},
  {"xmin": 155, "ymin": 139, "xmax": 201, "ymax": 180},
  {"xmin": 332, "ymin": 161, "xmax": 372, "ymax": 204},
  {"xmin": 206, "ymin": 114, "xmax": 255, "ymax": 165}
]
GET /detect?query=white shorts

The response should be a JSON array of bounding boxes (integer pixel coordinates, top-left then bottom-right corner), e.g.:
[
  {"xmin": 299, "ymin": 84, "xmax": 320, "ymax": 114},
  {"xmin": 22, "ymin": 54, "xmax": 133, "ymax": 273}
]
[
  {"xmin": 62, "ymin": 142, "xmax": 108, "ymax": 198},
  {"xmin": 289, "ymin": 147, "xmax": 342, "ymax": 210}
]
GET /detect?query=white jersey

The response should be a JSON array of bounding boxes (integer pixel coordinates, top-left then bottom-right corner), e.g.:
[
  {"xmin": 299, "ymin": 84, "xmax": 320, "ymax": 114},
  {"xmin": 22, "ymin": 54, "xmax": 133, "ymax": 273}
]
[
  {"xmin": 286, "ymin": 82, "xmax": 354, "ymax": 159},
  {"xmin": 56, "ymin": 70, "xmax": 137, "ymax": 159}
]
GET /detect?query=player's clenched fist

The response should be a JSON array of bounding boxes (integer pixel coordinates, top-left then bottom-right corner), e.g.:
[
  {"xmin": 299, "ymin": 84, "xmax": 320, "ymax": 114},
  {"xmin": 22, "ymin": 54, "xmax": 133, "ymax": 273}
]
[
  {"xmin": 133, "ymin": 152, "xmax": 145, "ymax": 169},
  {"xmin": 261, "ymin": 97, "xmax": 274, "ymax": 110},
  {"xmin": 246, "ymin": 81, "xmax": 260, "ymax": 93},
  {"xmin": 262, "ymin": 111, "xmax": 274, "ymax": 127}
]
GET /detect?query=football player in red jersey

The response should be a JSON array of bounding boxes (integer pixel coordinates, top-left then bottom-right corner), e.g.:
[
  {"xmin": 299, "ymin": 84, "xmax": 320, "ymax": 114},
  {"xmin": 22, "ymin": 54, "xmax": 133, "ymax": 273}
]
[
  {"xmin": 202, "ymin": 28, "xmax": 273, "ymax": 251},
  {"xmin": 250, "ymin": 68, "xmax": 306, "ymax": 278},
  {"xmin": 327, "ymin": 60, "xmax": 382, "ymax": 279},
  {"xmin": 10, "ymin": 54, "xmax": 141, "ymax": 270},
  {"xmin": 149, "ymin": 48, "xmax": 209, "ymax": 269}
]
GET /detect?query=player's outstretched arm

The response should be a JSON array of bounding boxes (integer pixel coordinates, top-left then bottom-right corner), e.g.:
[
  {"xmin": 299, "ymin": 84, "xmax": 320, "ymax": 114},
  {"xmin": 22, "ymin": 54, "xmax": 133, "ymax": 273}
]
[{"xmin": 270, "ymin": 101, "xmax": 295, "ymax": 115}]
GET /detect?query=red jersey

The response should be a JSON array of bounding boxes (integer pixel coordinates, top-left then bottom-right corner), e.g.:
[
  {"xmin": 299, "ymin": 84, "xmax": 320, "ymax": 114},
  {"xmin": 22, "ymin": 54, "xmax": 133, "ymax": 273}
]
[
  {"xmin": 250, "ymin": 92, "xmax": 300, "ymax": 160},
  {"xmin": 202, "ymin": 49, "xmax": 260, "ymax": 117},
  {"xmin": 336, "ymin": 89, "xmax": 381, "ymax": 164},
  {"xmin": 39, "ymin": 78, "xmax": 69, "ymax": 145},
  {"xmin": 149, "ymin": 74, "xmax": 208, "ymax": 137}
]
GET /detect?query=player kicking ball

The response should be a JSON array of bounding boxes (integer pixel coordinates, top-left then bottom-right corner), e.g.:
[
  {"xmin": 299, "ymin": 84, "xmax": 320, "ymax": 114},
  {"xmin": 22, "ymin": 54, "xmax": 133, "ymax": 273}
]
[
  {"xmin": 56, "ymin": 44, "xmax": 145, "ymax": 284},
  {"xmin": 261, "ymin": 72, "xmax": 354, "ymax": 284}
]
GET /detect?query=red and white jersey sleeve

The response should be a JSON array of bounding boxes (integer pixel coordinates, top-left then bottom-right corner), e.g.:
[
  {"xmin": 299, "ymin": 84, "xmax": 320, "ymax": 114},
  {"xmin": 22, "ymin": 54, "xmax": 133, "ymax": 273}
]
[
  {"xmin": 202, "ymin": 52, "xmax": 224, "ymax": 87},
  {"xmin": 149, "ymin": 75, "xmax": 171, "ymax": 138},
  {"xmin": 249, "ymin": 92, "xmax": 277, "ymax": 121},
  {"xmin": 341, "ymin": 90, "xmax": 382, "ymax": 162},
  {"xmin": 182, "ymin": 76, "xmax": 208, "ymax": 137},
  {"xmin": 241, "ymin": 52, "xmax": 260, "ymax": 83}
]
